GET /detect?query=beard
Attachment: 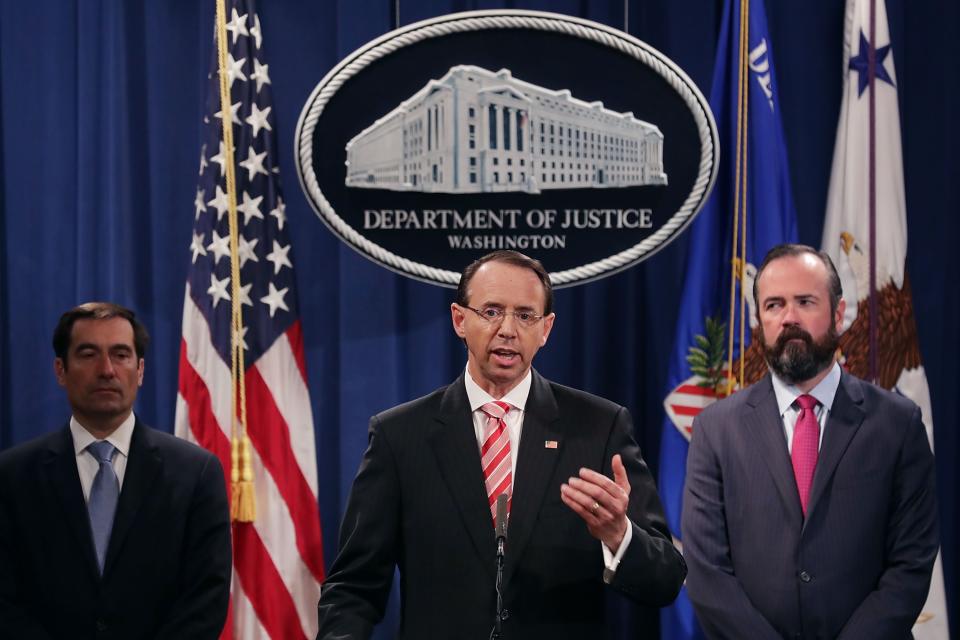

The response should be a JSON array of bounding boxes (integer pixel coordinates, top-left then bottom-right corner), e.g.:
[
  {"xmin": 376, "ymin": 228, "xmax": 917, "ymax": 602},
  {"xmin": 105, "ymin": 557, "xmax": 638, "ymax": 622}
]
[{"xmin": 762, "ymin": 323, "xmax": 839, "ymax": 385}]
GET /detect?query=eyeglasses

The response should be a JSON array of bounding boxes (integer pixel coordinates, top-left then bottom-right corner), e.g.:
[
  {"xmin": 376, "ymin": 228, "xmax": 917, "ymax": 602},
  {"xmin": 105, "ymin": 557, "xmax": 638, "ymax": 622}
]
[{"xmin": 462, "ymin": 305, "xmax": 545, "ymax": 328}]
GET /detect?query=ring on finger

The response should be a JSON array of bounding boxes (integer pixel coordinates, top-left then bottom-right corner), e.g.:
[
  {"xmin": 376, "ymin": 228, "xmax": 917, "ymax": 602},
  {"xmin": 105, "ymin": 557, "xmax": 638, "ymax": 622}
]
[{"xmin": 591, "ymin": 501, "xmax": 601, "ymax": 515}]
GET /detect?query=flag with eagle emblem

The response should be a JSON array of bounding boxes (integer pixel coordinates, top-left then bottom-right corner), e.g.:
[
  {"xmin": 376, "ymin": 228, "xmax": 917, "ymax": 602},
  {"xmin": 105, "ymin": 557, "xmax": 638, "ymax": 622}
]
[
  {"xmin": 658, "ymin": 0, "xmax": 797, "ymax": 636},
  {"xmin": 821, "ymin": 0, "xmax": 949, "ymax": 636}
]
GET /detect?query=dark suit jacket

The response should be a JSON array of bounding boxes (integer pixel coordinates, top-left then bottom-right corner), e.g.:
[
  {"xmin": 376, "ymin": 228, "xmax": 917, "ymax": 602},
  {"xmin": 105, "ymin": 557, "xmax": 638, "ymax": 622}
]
[
  {"xmin": 317, "ymin": 370, "xmax": 686, "ymax": 639},
  {"xmin": 682, "ymin": 372, "xmax": 938, "ymax": 640},
  {"xmin": 0, "ymin": 419, "xmax": 232, "ymax": 639}
]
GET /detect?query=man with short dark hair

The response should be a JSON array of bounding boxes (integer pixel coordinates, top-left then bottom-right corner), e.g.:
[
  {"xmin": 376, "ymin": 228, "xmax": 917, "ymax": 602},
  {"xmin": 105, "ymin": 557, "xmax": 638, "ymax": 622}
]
[
  {"xmin": 317, "ymin": 250, "xmax": 686, "ymax": 639},
  {"xmin": 682, "ymin": 244, "xmax": 938, "ymax": 639},
  {"xmin": 0, "ymin": 302, "xmax": 232, "ymax": 639}
]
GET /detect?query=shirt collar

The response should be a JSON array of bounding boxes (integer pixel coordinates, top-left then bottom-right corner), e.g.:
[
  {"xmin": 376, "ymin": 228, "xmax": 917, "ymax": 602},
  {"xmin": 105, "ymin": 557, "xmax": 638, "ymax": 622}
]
[
  {"xmin": 464, "ymin": 366, "xmax": 532, "ymax": 413},
  {"xmin": 771, "ymin": 361, "xmax": 842, "ymax": 417},
  {"xmin": 70, "ymin": 412, "xmax": 136, "ymax": 458}
]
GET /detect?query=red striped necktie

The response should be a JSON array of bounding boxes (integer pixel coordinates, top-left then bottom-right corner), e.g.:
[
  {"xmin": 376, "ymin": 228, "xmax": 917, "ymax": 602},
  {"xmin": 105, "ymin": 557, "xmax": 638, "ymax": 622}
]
[
  {"xmin": 792, "ymin": 394, "xmax": 820, "ymax": 516},
  {"xmin": 480, "ymin": 401, "xmax": 512, "ymax": 524}
]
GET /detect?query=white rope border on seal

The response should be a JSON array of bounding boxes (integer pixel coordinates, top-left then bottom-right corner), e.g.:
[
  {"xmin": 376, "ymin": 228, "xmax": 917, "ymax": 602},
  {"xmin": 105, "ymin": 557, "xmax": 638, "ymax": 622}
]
[{"xmin": 295, "ymin": 10, "xmax": 718, "ymax": 288}]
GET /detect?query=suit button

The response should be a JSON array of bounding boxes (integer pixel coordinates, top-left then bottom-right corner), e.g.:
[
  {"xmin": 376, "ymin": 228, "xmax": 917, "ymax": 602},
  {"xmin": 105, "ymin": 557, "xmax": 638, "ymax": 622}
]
[
  {"xmin": 96, "ymin": 619, "xmax": 108, "ymax": 632},
  {"xmin": 799, "ymin": 571, "xmax": 811, "ymax": 583},
  {"xmin": 501, "ymin": 609, "xmax": 510, "ymax": 621}
]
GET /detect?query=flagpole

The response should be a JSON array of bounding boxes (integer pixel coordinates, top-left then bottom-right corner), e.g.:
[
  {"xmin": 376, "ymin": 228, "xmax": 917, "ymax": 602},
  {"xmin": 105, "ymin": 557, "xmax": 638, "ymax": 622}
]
[
  {"xmin": 867, "ymin": 0, "xmax": 879, "ymax": 383},
  {"xmin": 727, "ymin": 0, "xmax": 750, "ymax": 391},
  {"xmin": 214, "ymin": 0, "xmax": 255, "ymax": 523},
  {"xmin": 738, "ymin": 10, "xmax": 749, "ymax": 387}
]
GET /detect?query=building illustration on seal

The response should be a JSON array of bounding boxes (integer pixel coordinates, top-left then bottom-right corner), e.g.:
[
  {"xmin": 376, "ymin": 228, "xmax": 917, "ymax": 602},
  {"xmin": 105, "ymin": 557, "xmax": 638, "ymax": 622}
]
[{"xmin": 344, "ymin": 65, "xmax": 668, "ymax": 194}]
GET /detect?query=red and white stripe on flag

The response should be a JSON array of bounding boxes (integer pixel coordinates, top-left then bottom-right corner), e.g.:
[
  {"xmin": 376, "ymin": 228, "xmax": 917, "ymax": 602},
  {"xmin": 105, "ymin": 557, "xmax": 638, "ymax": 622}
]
[
  {"xmin": 177, "ymin": 294, "xmax": 325, "ymax": 639},
  {"xmin": 663, "ymin": 373, "xmax": 732, "ymax": 441}
]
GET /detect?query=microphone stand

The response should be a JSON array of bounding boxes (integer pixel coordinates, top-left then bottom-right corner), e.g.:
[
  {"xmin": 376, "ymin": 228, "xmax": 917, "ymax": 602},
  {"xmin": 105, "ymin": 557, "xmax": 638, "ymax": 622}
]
[
  {"xmin": 490, "ymin": 495, "xmax": 508, "ymax": 640},
  {"xmin": 491, "ymin": 536, "xmax": 505, "ymax": 639}
]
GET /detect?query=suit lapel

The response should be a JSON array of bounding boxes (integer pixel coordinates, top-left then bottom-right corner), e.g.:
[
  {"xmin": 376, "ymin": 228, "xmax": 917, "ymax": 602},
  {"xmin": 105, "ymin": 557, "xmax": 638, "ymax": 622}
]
[
  {"xmin": 502, "ymin": 371, "xmax": 561, "ymax": 585},
  {"xmin": 743, "ymin": 377, "xmax": 803, "ymax": 526},
  {"xmin": 42, "ymin": 426, "xmax": 101, "ymax": 578},
  {"xmin": 428, "ymin": 375, "xmax": 497, "ymax": 576},
  {"xmin": 103, "ymin": 420, "xmax": 162, "ymax": 578},
  {"xmin": 804, "ymin": 373, "xmax": 865, "ymax": 523}
]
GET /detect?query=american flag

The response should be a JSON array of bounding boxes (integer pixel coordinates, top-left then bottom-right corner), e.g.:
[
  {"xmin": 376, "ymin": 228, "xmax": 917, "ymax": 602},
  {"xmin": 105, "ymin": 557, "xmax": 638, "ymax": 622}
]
[{"xmin": 175, "ymin": 1, "xmax": 325, "ymax": 638}]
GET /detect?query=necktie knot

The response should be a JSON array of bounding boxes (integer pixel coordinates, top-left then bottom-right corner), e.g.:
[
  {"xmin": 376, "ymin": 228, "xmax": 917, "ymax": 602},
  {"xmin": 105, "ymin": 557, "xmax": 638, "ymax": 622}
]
[
  {"xmin": 88, "ymin": 441, "xmax": 116, "ymax": 466},
  {"xmin": 481, "ymin": 401, "xmax": 511, "ymax": 421},
  {"xmin": 795, "ymin": 394, "xmax": 818, "ymax": 413}
]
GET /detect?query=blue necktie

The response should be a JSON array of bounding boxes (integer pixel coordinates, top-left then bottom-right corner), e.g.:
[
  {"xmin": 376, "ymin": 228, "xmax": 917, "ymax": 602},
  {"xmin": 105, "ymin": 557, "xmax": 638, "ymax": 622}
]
[{"xmin": 87, "ymin": 441, "xmax": 119, "ymax": 574}]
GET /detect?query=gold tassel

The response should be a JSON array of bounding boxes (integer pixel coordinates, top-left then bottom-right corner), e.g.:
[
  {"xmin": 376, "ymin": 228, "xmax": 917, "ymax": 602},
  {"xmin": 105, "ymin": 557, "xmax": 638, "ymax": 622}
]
[
  {"xmin": 233, "ymin": 435, "xmax": 256, "ymax": 522},
  {"xmin": 230, "ymin": 434, "xmax": 241, "ymax": 520}
]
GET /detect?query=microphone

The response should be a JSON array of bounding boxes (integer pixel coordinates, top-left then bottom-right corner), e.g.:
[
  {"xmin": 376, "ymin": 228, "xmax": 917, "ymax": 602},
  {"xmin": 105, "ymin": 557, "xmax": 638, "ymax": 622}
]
[{"xmin": 495, "ymin": 494, "xmax": 509, "ymax": 548}]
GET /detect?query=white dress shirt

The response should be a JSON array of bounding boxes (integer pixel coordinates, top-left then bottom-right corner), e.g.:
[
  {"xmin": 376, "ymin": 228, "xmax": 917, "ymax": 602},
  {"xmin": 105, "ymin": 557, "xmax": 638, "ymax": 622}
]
[
  {"xmin": 770, "ymin": 361, "xmax": 842, "ymax": 453},
  {"xmin": 70, "ymin": 412, "xmax": 135, "ymax": 502},
  {"xmin": 463, "ymin": 368, "xmax": 632, "ymax": 575}
]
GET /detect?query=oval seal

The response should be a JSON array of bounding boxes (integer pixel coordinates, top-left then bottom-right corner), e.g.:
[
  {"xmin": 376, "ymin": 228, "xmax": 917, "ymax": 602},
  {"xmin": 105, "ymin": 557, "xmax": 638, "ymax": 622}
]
[{"xmin": 296, "ymin": 10, "xmax": 718, "ymax": 287}]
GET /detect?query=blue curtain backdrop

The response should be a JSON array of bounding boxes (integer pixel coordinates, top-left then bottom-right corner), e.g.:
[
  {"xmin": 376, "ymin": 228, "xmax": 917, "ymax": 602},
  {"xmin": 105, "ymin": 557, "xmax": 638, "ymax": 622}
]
[{"xmin": 0, "ymin": 1, "xmax": 956, "ymax": 638}]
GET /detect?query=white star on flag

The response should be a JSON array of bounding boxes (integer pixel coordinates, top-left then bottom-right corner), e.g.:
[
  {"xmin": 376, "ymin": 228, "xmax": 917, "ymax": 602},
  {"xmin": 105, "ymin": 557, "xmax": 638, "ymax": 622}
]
[
  {"xmin": 250, "ymin": 59, "xmax": 271, "ymax": 93},
  {"xmin": 207, "ymin": 273, "xmax": 231, "ymax": 308},
  {"xmin": 189, "ymin": 231, "xmax": 207, "ymax": 263},
  {"xmin": 239, "ymin": 146, "xmax": 268, "ymax": 180},
  {"xmin": 260, "ymin": 281, "xmax": 289, "ymax": 317},
  {"xmin": 238, "ymin": 282, "xmax": 253, "ymax": 307},
  {"xmin": 266, "ymin": 239, "xmax": 292, "ymax": 274},
  {"xmin": 225, "ymin": 8, "xmax": 249, "ymax": 44},
  {"xmin": 194, "ymin": 188, "xmax": 206, "ymax": 219},
  {"xmin": 209, "ymin": 141, "xmax": 228, "ymax": 177},
  {"xmin": 237, "ymin": 191, "xmax": 264, "ymax": 224},
  {"xmin": 206, "ymin": 229, "xmax": 231, "ymax": 264},
  {"xmin": 237, "ymin": 235, "xmax": 259, "ymax": 268},
  {"xmin": 245, "ymin": 103, "xmax": 272, "ymax": 137},
  {"xmin": 198, "ymin": 144, "xmax": 208, "ymax": 176},
  {"xmin": 215, "ymin": 101, "xmax": 242, "ymax": 127},
  {"xmin": 250, "ymin": 14, "xmax": 263, "ymax": 49},
  {"xmin": 225, "ymin": 54, "xmax": 247, "ymax": 89},
  {"xmin": 207, "ymin": 185, "xmax": 230, "ymax": 221},
  {"xmin": 270, "ymin": 198, "xmax": 286, "ymax": 230},
  {"xmin": 233, "ymin": 325, "xmax": 250, "ymax": 351}
]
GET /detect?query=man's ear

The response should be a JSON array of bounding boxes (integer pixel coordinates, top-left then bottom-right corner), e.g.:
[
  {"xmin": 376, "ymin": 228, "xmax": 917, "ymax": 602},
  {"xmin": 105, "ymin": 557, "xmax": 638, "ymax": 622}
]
[
  {"xmin": 137, "ymin": 358, "xmax": 145, "ymax": 387},
  {"xmin": 54, "ymin": 358, "xmax": 67, "ymax": 386},
  {"xmin": 540, "ymin": 313, "xmax": 556, "ymax": 347},
  {"xmin": 451, "ymin": 303, "xmax": 467, "ymax": 339},
  {"xmin": 834, "ymin": 297, "xmax": 846, "ymax": 333}
]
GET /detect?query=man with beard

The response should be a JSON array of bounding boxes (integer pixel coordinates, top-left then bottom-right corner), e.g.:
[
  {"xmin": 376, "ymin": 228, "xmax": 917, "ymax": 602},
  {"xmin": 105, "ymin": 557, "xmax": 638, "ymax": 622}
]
[{"xmin": 681, "ymin": 244, "xmax": 938, "ymax": 639}]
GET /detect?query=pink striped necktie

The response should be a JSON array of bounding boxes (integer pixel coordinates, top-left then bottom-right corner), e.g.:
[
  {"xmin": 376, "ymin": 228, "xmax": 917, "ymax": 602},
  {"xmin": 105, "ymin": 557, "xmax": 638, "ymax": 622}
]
[
  {"xmin": 480, "ymin": 401, "xmax": 512, "ymax": 524},
  {"xmin": 791, "ymin": 394, "xmax": 820, "ymax": 516}
]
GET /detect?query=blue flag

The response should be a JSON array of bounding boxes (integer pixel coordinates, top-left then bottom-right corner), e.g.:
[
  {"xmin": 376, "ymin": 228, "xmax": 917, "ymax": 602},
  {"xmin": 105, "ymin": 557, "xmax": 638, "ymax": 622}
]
[{"xmin": 658, "ymin": 0, "xmax": 797, "ymax": 637}]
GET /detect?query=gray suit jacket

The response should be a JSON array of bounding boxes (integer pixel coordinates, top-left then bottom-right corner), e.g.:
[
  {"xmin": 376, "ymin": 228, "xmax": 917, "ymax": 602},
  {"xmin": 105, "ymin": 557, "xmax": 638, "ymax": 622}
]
[{"xmin": 682, "ymin": 372, "xmax": 938, "ymax": 640}]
